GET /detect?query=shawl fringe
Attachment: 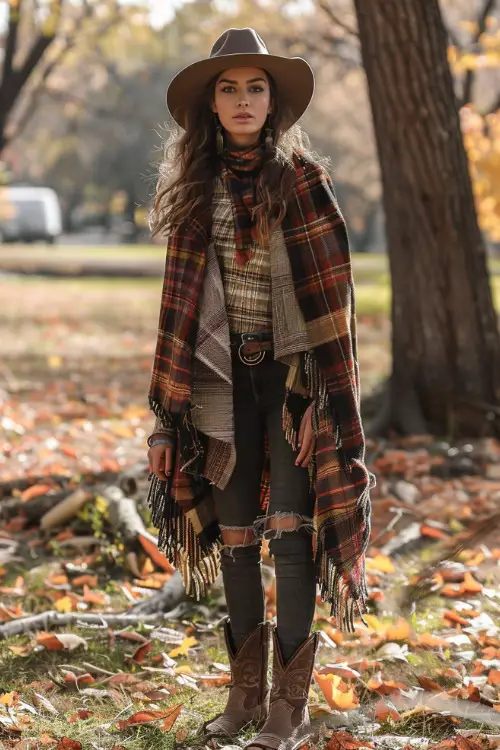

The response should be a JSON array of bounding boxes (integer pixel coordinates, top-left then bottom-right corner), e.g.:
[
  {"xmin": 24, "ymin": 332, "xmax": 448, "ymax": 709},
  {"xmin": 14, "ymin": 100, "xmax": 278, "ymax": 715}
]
[
  {"xmin": 146, "ymin": 473, "xmax": 220, "ymax": 600},
  {"xmin": 282, "ymin": 350, "xmax": 371, "ymax": 630}
]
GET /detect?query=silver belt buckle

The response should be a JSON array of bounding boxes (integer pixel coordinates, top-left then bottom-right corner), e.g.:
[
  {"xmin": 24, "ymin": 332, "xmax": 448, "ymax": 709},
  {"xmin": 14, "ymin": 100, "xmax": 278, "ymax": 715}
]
[{"xmin": 238, "ymin": 334, "xmax": 266, "ymax": 366}]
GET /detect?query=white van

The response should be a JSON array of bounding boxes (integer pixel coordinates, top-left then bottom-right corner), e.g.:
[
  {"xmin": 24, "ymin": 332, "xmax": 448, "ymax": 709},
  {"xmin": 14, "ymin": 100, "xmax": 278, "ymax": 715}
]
[{"xmin": 0, "ymin": 186, "xmax": 62, "ymax": 244}]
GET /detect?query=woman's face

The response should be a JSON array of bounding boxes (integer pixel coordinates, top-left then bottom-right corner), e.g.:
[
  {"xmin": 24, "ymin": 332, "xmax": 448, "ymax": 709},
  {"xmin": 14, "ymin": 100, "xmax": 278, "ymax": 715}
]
[{"xmin": 212, "ymin": 66, "xmax": 272, "ymax": 148}]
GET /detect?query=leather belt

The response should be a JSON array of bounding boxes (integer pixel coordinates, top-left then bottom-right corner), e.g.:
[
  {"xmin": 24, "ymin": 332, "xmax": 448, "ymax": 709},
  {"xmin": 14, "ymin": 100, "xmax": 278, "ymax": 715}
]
[{"xmin": 230, "ymin": 332, "xmax": 274, "ymax": 365}]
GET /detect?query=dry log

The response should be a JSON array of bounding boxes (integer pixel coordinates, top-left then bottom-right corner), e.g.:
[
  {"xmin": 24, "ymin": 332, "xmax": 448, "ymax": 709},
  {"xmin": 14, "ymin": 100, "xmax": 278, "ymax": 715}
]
[
  {"xmin": 40, "ymin": 489, "xmax": 94, "ymax": 530},
  {"xmin": 0, "ymin": 489, "xmax": 69, "ymax": 523}
]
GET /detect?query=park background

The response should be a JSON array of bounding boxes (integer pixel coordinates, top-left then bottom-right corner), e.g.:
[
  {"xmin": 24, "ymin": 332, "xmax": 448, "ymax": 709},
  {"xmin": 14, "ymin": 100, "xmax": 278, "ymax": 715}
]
[{"xmin": 0, "ymin": 1, "xmax": 500, "ymax": 749}]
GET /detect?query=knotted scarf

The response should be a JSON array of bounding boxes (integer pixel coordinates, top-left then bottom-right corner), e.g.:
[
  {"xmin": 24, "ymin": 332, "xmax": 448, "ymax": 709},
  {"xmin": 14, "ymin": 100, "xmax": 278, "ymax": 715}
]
[
  {"xmin": 220, "ymin": 142, "xmax": 265, "ymax": 265},
  {"xmin": 147, "ymin": 150, "xmax": 375, "ymax": 630}
]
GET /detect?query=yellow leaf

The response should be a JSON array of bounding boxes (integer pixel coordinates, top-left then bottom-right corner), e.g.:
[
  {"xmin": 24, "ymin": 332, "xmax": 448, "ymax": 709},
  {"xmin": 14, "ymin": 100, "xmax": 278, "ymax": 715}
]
[
  {"xmin": 47, "ymin": 355, "xmax": 63, "ymax": 369},
  {"xmin": 366, "ymin": 554, "xmax": 394, "ymax": 574},
  {"xmin": 362, "ymin": 614, "xmax": 385, "ymax": 633},
  {"xmin": 168, "ymin": 636, "xmax": 198, "ymax": 658},
  {"xmin": 54, "ymin": 596, "xmax": 74, "ymax": 613}
]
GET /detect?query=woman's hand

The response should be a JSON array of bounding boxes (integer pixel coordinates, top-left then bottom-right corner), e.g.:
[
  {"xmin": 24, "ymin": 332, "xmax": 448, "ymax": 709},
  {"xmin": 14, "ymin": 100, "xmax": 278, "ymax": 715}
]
[
  {"xmin": 148, "ymin": 439, "xmax": 173, "ymax": 481},
  {"xmin": 295, "ymin": 403, "xmax": 316, "ymax": 468}
]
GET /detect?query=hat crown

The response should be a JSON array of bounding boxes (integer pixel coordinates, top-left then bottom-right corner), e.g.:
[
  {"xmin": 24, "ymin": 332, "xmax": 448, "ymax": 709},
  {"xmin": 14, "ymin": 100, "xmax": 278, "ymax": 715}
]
[{"xmin": 210, "ymin": 28, "xmax": 269, "ymax": 59}]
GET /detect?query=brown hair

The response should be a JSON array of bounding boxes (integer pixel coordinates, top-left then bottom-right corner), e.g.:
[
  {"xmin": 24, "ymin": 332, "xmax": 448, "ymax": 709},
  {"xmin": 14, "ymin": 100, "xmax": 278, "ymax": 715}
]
[{"xmin": 151, "ymin": 71, "xmax": 327, "ymax": 244}]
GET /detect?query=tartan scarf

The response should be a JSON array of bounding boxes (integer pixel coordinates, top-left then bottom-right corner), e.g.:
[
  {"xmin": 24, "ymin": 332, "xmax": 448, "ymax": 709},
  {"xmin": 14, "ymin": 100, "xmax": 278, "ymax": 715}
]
[
  {"xmin": 220, "ymin": 142, "xmax": 265, "ymax": 265},
  {"xmin": 147, "ymin": 152, "xmax": 374, "ymax": 630}
]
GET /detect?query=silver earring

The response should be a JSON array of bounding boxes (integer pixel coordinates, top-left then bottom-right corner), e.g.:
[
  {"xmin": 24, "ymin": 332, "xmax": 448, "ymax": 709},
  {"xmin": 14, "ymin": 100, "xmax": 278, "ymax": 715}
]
[{"xmin": 215, "ymin": 115, "xmax": 224, "ymax": 155}]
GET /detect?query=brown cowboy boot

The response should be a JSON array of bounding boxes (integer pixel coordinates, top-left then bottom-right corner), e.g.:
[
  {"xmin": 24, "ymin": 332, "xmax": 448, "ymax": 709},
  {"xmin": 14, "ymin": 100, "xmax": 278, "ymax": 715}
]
[
  {"xmin": 245, "ymin": 629, "xmax": 319, "ymax": 750},
  {"xmin": 203, "ymin": 619, "xmax": 272, "ymax": 740}
]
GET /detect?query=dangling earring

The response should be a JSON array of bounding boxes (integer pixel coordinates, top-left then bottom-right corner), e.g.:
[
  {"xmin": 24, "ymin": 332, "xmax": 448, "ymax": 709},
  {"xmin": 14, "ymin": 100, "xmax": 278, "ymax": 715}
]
[
  {"xmin": 264, "ymin": 115, "xmax": 274, "ymax": 152},
  {"xmin": 214, "ymin": 114, "xmax": 224, "ymax": 155}
]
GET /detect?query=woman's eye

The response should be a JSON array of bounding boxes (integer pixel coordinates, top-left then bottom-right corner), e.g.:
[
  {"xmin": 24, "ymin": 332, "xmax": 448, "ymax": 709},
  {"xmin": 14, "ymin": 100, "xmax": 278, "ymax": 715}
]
[{"xmin": 250, "ymin": 86, "xmax": 264, "ymax": 93}]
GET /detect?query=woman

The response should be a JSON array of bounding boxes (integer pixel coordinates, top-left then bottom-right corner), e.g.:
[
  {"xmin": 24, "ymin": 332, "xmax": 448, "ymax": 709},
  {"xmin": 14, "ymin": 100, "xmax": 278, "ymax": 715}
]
[{"xmin": 146, "ymin": 27, "xmax": 374, "ymax": 750}]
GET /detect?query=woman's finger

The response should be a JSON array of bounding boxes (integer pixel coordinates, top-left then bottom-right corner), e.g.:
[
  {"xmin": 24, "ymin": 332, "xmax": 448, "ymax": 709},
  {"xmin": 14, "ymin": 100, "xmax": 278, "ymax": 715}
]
[
  {"xmin": 152, "ymin": 451, "xmax": 168, "ymax": 481},
  {"xmin": 296, "ymin": 432, "xmax": 312, "ymax": 465}
]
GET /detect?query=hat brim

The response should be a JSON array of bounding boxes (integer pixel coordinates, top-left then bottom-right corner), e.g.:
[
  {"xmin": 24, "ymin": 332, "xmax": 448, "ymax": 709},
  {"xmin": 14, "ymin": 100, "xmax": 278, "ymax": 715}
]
[{"xmin": 166, "ymin": 53, "xmax": 314, "ymax": 130}]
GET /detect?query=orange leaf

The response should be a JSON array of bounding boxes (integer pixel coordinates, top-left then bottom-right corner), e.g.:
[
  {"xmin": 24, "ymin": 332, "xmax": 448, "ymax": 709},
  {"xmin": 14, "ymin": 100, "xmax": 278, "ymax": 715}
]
[
  {"xmin": 160, "ymin": 703, "xmax": 183, "ymax": 731},
  {"xmin": 418, "ymin": 632, "xmax": 450, "ymax": 648},
  {"xmin": 313, "ymin": 671, "xmax": 359, "ymax": 711},
  {"xmin": 326, "ymin": 730, "xmax": 375, "ymax": 749},
  {"xmin": 385, "ymin": 618, "xmax": 411, "ymax": 641},
  {"xmin": 417, "ymin": 675, "xmax": 443, "ymax": 692},
  {"xmin": 21, "ymin": 484, "xmax": 53, "ymax": 502},
  {"xmin": 72, "ymin": 575, "xmax": 98, "ymax": 587},
  {"xmin": 40, "ymin": 733, "xmax": 57, "ymax": 745},
  {"xmin": 488, "ymin": 669, "xmax": 500, "ymax": 685},
  {"xmin": 198, "ymin": 674, "xmax": 232, "ymax": 687},
  {"xmin": 107, "ymin": 673, "xmax": 140, "ymax": 686},
  {"xmin": 443, "ymin": 609, "xmax": 469, "ymax": 626},
  {"xmin": 374, "ymin": 700, "xmax": 402, "ymax": 722},
  {"xmin": 56, "ymin": 740, "xmax": 82, "ymax": 750},
  {"xmin": 68, "ymin": 710, "xmax": 93, "ymax": 722},
  {"xmin": 131, "ymin": 640, "xmax": 152, "ymax": 664},
  {"xmin": 137, "ymin": 532, "xmax": 175, "ymax": 573},
  {"xmin": 366, "ymin": 673, "xmax": 407, "ymax": 695},
  {"xmin": 117, "ymin": 709, "xmax": 177, "ymax": 729},
  {"xmin": 420, "ymin": 524, "xmax": 448, "ymax": 540},
  {"xmin": 83, "ymin": 585, "xmax": 106, "ymax": 606},
  {"xmin": 440, "ymin": 584, "xmax": 461, "ymax": 598},
  {"xmin": 461, "ymin": 571, "xmax": 482, "ymax": 594}
]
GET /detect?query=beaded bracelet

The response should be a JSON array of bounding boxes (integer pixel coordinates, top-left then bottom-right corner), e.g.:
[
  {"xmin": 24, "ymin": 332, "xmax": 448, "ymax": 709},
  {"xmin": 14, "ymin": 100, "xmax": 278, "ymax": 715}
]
[{"xmin": 148, "ymin": 437, "xmax": 174, "ymax": 449}]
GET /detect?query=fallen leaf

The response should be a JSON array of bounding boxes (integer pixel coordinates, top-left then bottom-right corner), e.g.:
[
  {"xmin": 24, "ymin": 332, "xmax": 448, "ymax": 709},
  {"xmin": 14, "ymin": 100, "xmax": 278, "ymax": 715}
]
[
  {"xmin": 313, "ymin": 671, "xmax": 359, "ymax": 711},
  {"xmin": 366, "ymin": 555, "xmax": 394, "ymax": 574},
  {"xmin": 461, "ymin": 571, "xmax": 483, "ymax": 594},
  {"xmin": 117, "ymin": 709, "xmax": 177, "ymax": 729},
  {"xmin": 21, "ymin": 484, "xmax": 53, "ymax": 502},
  {"xmin": 326, "ymin": 730, "xmax": 374, "ymax": 749},
  {"xmin": 160, "ymin": 703, "xmax": 183, "ymax": 731},
  {"xmin": 198, "ymin": 674, "xmax": 232, "ymax": 688},
  {"xmin": 417, "ymin": 675, "xmax": 444, "ymax": 692},
  {"xmin": 385, "ymin": 619, "xmax": 411, "ymax": 641},
  {"xmin": 54, "ymin": 596, "xmax": 74, "ymax": 613},
  {"xmin": 418, "ymin": 632, "xmax": 450, "ymax": 648},
  {"xmin": 55, "ymin": 739, "xmax": 82, "ymax": 750},
  {"xmin": 374, "ymin": 700, "xmax": 402, "ymax": 722},
  {"xmin": 37, "ymin": 633, "xmax": 87, "ymax": 651},
  {"xmin": 168, "ymin": 636, "xmax": 197, "ymax": 658},
  {"xmin": 131, "ymin": 640, "xmax": 152, "ymax": 664}
]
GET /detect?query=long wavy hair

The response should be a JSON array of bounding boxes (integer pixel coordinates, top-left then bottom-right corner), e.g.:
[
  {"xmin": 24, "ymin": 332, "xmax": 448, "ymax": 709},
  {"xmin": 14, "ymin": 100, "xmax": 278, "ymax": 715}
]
[{"xmin": 151, "ymin": 70, "xmax": 329, "ymax": 245}]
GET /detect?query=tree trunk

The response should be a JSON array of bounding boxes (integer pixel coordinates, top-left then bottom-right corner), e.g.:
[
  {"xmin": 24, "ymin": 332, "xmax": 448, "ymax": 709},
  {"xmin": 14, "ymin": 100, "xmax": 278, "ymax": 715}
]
[{"xmin": 352, "ymin": 0, "xmax": 500, "ymax": 437}]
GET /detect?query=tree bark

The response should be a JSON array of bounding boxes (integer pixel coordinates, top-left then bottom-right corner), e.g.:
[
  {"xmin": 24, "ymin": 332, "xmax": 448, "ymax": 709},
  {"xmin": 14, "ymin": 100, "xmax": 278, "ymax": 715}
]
[{"xmin": 353, "ymin": 0, "xmax": 500, "ymax": 437}]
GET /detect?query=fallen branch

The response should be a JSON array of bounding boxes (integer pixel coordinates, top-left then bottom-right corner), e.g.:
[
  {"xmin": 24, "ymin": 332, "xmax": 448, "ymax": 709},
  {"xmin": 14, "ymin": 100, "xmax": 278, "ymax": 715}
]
[
  {"xmin": 0, "ymin": 607, "xmax": 186, "ymax": 639},
  {"xmin": 398, "ymin": 509, "xmax": 500, "ymax": 611}
]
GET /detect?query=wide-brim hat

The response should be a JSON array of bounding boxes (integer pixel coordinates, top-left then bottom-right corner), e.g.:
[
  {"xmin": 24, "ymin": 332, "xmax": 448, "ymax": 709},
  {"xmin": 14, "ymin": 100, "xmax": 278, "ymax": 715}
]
[{"xmin": 166, "ymin": 27, "xmax": 315, "ymax": 130}]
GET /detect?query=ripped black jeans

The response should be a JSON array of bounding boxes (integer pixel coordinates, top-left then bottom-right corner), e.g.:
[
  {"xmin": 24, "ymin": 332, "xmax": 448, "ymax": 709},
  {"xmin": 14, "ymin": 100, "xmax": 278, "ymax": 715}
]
[{"xmin": 212, "ymin": 351, "xmax": 316, "ymax": 663}]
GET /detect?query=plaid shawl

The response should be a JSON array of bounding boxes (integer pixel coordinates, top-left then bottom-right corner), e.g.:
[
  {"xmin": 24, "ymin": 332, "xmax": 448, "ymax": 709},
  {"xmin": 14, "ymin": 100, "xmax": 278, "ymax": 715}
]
[{"xmin": 147, "ymin": 149, "xmax": 375, "ymax": 629}]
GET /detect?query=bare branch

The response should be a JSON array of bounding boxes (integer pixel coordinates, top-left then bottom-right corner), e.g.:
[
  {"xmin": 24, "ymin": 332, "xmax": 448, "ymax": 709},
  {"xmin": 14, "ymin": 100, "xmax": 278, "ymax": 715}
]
[
  {"xmin": 5, "ymin": 6, "xmax": 123, "ymax": 148},
  {"xmin": 317, "ymin": 0, "xmax": 359, "ymax": 39}
]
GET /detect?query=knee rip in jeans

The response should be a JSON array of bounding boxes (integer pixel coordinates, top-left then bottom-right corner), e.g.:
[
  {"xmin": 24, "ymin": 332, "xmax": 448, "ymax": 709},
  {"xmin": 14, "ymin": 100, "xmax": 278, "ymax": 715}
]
[
  {"xmin": 220, "ymin": 525, "xmax": 261, "ymax": 560},
  {"xmin": 253, "ymin": 511, "xmax": 315, "ymax": 542}
]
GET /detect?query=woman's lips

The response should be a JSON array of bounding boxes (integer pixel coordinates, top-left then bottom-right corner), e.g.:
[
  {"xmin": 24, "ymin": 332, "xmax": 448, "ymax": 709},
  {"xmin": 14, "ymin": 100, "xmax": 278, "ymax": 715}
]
[{"xmin": 233, "ymin": 114, "xmax": 253, "ymax": 120}]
